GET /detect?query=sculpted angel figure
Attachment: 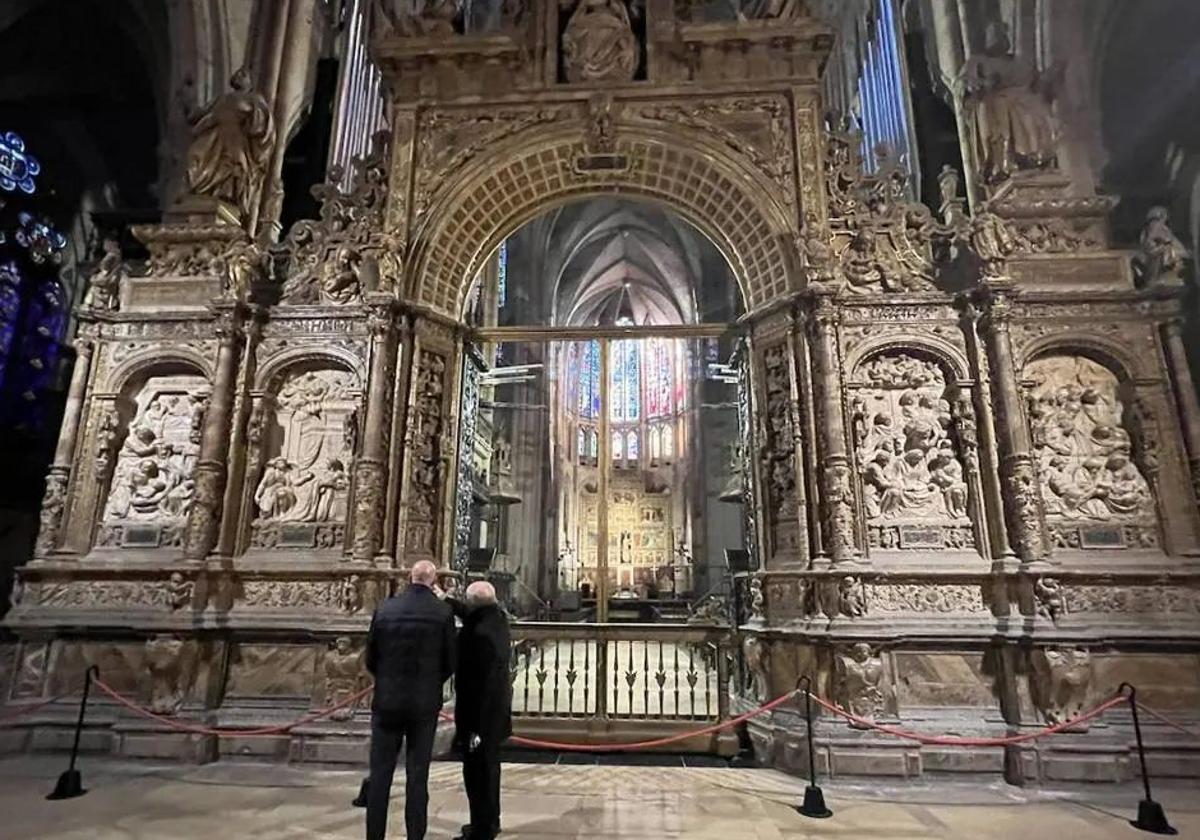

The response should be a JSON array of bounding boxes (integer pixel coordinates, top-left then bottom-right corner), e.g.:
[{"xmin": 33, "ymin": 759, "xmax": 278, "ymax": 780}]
[
  {"xmin": 184, "ymin": 69, "xmax": 276, "ymax": 224},
  {"xmin": 1134, "ymin": 206, "xmax": 1191, "ymax": 288}
]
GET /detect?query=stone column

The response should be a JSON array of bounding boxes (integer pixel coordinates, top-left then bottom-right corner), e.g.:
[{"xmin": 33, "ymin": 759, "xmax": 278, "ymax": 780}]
[
  {"xmin": 35, "ymin": 331, "xmax": 96, "ymax": 557},
  {"xmin": 1162, "ymin": 317, "xmax": 1200, "ymax": 498},
  {"xmin": 977, "ymin": 287, "xmax": 1048, "ymax": 563},
  {"xmin": 805, "ymin": 291, "xmax": 859, "ymax": 564},
  {"xmin": 183, "ymin": 307, "xmax": 245, "ymax": 561},
  {"xmin": 351, "ymin": 300, "xmax": 397, "ymax": 564}
]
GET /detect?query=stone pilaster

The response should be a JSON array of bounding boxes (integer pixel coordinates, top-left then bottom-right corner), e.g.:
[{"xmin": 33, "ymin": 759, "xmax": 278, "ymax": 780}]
[
  {"xmin": 34, "ymin": 330, "xmax": 96, "ymax": 558},
  {"xmin": 183, "ymin": 306, "xmax": 245, "ymax": 561},
  {"xmin": 977, "ymin": 287, "xmax": 1048, "ymax": 563},
  {"xmin": 804, "ymin": 291, "xmax": 859, "ymax": 565},
  {"xmin": 351, "ymin": 300, "xmax": 398, "ymax": 563},
  {"xmin": 1162, "ymin": 317, "xmax": 1200, "ymax": 502}
]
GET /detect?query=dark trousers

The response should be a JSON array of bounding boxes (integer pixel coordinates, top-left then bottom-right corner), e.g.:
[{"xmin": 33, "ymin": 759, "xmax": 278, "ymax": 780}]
[
  {"xmin": 366, "ymin": 712, "xmax": 438, "ymax": 840},
  {"xmin": 462, "ymin": 740, "xmax": 502, "ymax": 837}
]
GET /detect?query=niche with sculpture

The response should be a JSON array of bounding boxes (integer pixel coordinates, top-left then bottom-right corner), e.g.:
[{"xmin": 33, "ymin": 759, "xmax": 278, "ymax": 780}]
[
  {"xmin": 249, "ymin": 367, "xmax": 360, "ymax": 551},
  {"xmin": 1025, "ymin": 354, "xmax": 1157, "ymax": 551},
  {"xmin": 850, "ymin": 353, "xmax": 975, "ymax": 552},
  {"xmin": 97, "ymin": 372, "xmax": 210, "ymax": 549}
]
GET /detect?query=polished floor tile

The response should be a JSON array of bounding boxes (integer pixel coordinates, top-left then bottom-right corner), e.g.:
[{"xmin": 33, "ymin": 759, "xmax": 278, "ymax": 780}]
[{"xmin": 0, "ymin": 756, "xmax": 1195, "ymax": 839}]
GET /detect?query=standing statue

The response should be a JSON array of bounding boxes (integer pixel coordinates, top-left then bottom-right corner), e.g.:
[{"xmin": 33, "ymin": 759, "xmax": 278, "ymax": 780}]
[
  {"xmin": 184, "ymin": 69, "xmax": 276, "ymax": 226},
  {"xmin": 1133, "ymin": 206, "xmax": 1191, "ymax": 288},
  {"xmin": 82, "ymin": 239, "xmax": 123, "ymax": 311},
  {"xmin": 562, "ymin": 0, "xmax": 639, "ymax": 84},
  {"xmin": 325, "ymin": 637, "xmax": 364, "ymax": 722},
  {"xmin": 963, "ymin": 21, "xmax": 1058, "ymax": 184}
]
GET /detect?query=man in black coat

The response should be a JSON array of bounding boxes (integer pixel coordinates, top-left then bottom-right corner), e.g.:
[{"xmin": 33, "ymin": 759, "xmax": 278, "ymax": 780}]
[
  {"xmin": 452, "ymin": 580, "xmax": 512, "ymax": 840},
  {"xmin": 365, "ymin": 560, "xmax": 456, "ymax": 840}
]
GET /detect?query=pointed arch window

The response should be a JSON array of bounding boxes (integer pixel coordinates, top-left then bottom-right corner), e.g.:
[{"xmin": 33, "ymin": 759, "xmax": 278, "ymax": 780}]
[
  {"xmin": 610, "ymin": 338, "xmax": 640, "ymax": 422},
  {"xmin": 626, "ymin": 430, "xmax": 639, "ymax": 461},
  {"xmin": 647, "ymin": 338, "xmax": 673, "ymax": 418},
  {"xmin": 611, "ymin": 429, "xmax": 624, "ymax": 461},
  {"xmin": 577, "ymin": 340, "xmax": 601, "ymax": 419}
]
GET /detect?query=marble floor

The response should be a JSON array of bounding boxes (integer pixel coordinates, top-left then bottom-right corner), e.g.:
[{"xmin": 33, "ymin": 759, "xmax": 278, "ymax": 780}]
[{"xmin": 1, "ymin": 755, "xmax": 1197, "ymax": 839}]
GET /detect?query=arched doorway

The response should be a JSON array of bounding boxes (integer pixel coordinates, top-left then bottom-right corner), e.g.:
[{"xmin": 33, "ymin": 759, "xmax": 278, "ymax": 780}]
[{"xmin": 444, "ymin": 196, "xmax": 754, "ymax": 748}]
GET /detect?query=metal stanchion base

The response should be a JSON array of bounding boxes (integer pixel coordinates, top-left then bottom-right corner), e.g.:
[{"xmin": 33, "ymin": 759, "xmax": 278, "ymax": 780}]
[
  {"xmin": 795, "ymin": 785, "xmax": 832, "ymax": 819},
  {"xmin": 1131, "ymin": 799, "xmax": 1177, "ymax": 835},
  {"xmin": 351, "ymin": 778, "xmax": 369, "ymax": 808},
  {"xmin": 46, "ymin": 770, "xmax": 86, "ymax": 801}
]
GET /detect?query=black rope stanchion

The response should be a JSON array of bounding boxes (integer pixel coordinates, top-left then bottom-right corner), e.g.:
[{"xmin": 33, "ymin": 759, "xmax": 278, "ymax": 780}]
[
  {"xmin": 794, "ymin": 676, "xmax": 832, "ymax": 819},
  {"xmin": 47, "ymin": 665, "xmax": 98, "ymax": 801},
  {"xmin": 1120, "ymin": 683, "xmax": 1177, "ymax": 835}
]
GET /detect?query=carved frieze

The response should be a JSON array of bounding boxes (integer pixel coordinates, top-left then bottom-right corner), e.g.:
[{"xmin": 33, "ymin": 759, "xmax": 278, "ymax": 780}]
[
  {"xmin": 1061, "ymin": 584, "xmax": 1199, "ymax": 615},
  {"xmin": 866, "ymin": 582, "xmax": 987, "ymax": 614},
  {"xmin": 24, "ymin": 579, "xmax": 192, "ymax": 611},
  {"xmin": 239, "ymin": 580, "xmax": 341, "ymax": 610}
]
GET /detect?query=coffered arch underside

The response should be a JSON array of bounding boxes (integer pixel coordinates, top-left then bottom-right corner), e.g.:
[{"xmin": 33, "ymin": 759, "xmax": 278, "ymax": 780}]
[{"xmin": 408, "ymin": 128, "xmax": 800, "ymax": 318}]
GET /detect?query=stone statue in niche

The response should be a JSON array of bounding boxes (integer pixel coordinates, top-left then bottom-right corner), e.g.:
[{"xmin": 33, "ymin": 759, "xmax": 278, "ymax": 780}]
[
  {"xmin": 1030, "ymin": 646, "xmax": 1091, "ymax": 725},
  {"xmin": 962, "ymin": 20, "xmax": 1059, "ymax": 184},
  {"xmin": 183, "ymin": 69, "xmax": 275, "ymax": 224},
  {"xmin": 742, "ymin": 635, "xmax": 770, "ymax": 702},
  {"xmin": 145, "ymin": 635, "xmax": 190, "ymax": 716},
  {"xmin": 376, "ymin": 0, "xmax": 461, "ymax": 36},
  {"xmin": 1026, "ymin": 355, "xmax": 1153, "ymax": 523},
  {"xmin": 852, "ymin": 355, "xmax": 970, "ymax": 537},
  {"xmin": 104, "ymin": 376, "xmax": 209, "ymax": 523},
  {"xmin": 325, "ymin": 636, "xmax": 364, "ymax": 721},
  {"xmin": 1133, "ymin": 206, "xmax": 1191, "ymax": 289},
  {"xmin": 562, "ymin": 0, "xmax": 638, "ymax": 84},
  {"xmin": 834, "ymin": 642, "xmax": 886, "ymax": 724},
  {"xmin": 253, "ymin": 370, "xmax": 355, "ymax": 525},
  {"xmin": 82, "ymin": 239, "xmax": 123, "ymax": 311}
]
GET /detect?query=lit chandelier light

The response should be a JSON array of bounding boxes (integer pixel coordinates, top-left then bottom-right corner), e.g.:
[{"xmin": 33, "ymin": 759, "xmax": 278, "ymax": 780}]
[{"xmin": 0, "ymin": 131, "xmax": 40, "ymax": 195}]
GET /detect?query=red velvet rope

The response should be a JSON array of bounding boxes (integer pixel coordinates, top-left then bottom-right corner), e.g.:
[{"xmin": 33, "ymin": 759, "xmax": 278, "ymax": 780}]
[
  {"xmin": 92, "ymin": 677, "xmax": 376, "ymax": 738},
  {"xmin": 808, "ymin": 692, "xmax": 1128, "ymax": 746},
  {"xmin": 0, "ymin": 693, "xmax": 66, "ymax": 725},
  {"xmin": 74, "ymin": 678, "xmax": 1155, "ymax": 753}
]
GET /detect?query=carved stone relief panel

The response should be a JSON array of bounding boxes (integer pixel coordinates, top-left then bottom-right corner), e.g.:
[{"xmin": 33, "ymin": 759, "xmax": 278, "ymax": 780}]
[
  {"xmin": 250, "ymin": 369, "xmax": 357, "ymax": 550},
  {"xmin": 323, "ymin": 636, "xmax": 366, "ymax": 719},
  {"xmin": 225, "ymin": 643, "xmax": 317, "ymax": 698},
  {"xmin": 1025, "ymin": 355, "xmax": 1157, "ymax": 550},
  {"xmin": 12, "ymin": 640, "xmax": 50, "ymax": 699},
  {"xmin": 1028, "ymin": 646, "xmax": 1092, "ymax": 726},
  {"xmin": 850, "ymin": 354, "xmax": 974, "ymax": 551},
  {"xmin": 98, "ymin": 374, "xmax": 209, "ymax": 550},
  {"xmin": 832, "ymin": 642, "xmax": 891, "ymax": 725},
  {"xmin": 759, "ymin": 342, "xmax": 801, "ymax": 559},
  {"xmin": 403, "ymin": 349, "xmax": 449, "ymax": 560}
]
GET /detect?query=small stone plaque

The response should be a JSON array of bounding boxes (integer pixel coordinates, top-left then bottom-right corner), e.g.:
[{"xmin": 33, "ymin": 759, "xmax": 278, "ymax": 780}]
[
  {"xmin": 899, "ymin": 525, "xmax": 943, "ymax": 549},
  {"xmin": 122, "ymin": 524, "xmax": 162, "ymax": 548},
  {"xmin": 575, "ymin": 154, "xmax": 629, "ymax": 173},
  {"xmin": 1079, "ymin": 525, "xmax": 1125, "ymax": 549},
  {"xmin": 278, "ymin": 523, "xmax": 317, "ymax": 548}
]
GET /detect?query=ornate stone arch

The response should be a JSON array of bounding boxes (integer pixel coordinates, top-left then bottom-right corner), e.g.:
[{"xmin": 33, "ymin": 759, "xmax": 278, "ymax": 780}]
[
  {"xmin": 255, "ymin": 347, "xmax": 365, "ymax": 394},
  {"xmin": 847, "ymin": 339, "xmax": 970, "ymax": 385},
  {"xmin": 106, "ymin": 349, "xmax": 213, "ymax": 396},
  {"xmin": 407, "ymin": 123, "xmax": 800, "ymax": 319},
  {"xmin": 1018, "ymin": 333, "xmax": 1148, "ymax": 384}
]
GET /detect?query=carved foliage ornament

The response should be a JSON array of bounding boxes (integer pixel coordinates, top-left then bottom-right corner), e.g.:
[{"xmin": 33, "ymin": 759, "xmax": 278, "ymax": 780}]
[{"xmin": 282, "ymin": 131, "xmax": 396, "ymax": 305}]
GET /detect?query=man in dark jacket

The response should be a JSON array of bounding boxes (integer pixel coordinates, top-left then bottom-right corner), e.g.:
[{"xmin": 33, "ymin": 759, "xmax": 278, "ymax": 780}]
[
  {"xmin": 365, "ymin": 560, "xmax": 456, "ymax": 840},
  {"xmin": 452, "ymin": 581, "xmax": 512, "ymax": 840}
]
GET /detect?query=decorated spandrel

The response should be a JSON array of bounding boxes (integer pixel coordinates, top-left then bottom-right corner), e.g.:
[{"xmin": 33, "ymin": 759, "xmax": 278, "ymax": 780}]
[{"xmin": 0, "ymin": 132, "xmax": 40, "ymax": 194}]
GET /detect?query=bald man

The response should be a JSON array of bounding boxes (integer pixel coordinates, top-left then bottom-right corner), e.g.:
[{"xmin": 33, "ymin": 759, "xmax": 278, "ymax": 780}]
[
  {"xmin": 365, "ymin": 560, "xmax": 456, "ymax": 840},
  {"xmin": 452, "ymin": 581, "xmax": 512, "ymax": 840}
]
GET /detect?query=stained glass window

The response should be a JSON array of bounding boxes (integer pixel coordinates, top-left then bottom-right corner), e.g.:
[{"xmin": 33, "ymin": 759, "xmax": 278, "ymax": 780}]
[
  {"xmin": 578, "ymin": 427, "xmax": 587, "ymax": 457},
  {"xmin": 610, "ymin": 339, "xmax": 640, "ymax": 422},
  {"xmin": 647, "ymin": 338, "xmax": 673, "ymax": 418},
  {"xmin": 626, "ymin": 430, "xmax": 639, "ymax": 461},
  {"xmin": 577, "ymin": 340, "xmax": 601, "ymax": 418},
  {"xmin": 496, "ymin": 239, "xmax": 507, "ymax": 308},
  {"xmin": 662, "ymin": 425, "xmax": 674, "ymax": 458},
  {"xmin": 611, "ymin": 429, "xmax": 624, "ymax": 461},
  {"xmin": 0, "ymin": 262, "xmax": 20, "ymax": 384},
  {"xmin": 588, "ymin": 428, "xmax": 598, "ymax": 459}
]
